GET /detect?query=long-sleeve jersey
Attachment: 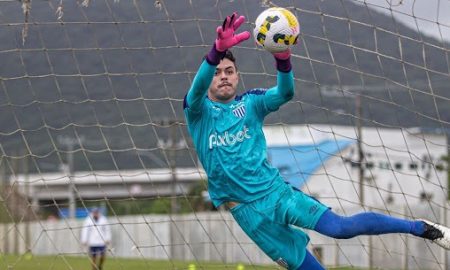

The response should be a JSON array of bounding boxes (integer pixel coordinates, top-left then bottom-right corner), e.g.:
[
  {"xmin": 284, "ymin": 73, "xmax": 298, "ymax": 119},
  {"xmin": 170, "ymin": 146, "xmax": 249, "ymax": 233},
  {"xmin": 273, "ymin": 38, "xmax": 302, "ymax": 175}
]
[
  {"xmin": 184, "ymin": 59, "xmax": 294, "ymax": 207},
  {"xmin": 80, "ymin": 215, "xmax": 111, "ymax": 247}
]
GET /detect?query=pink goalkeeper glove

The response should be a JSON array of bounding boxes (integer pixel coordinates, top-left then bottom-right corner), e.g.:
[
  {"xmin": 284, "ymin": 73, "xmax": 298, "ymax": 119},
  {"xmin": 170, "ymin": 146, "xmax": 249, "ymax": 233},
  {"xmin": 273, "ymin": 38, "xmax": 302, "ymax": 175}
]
[
  {"xmin": 273, "ymin": 49, "xmax": 292, "ymax": 72},
  {"xmin": 272, "ymin": 49, "xmax": 291, "ymax": 60},
  {"xmin": 215, "ymin": 12, "xmax": 250, "ymax": 52}
]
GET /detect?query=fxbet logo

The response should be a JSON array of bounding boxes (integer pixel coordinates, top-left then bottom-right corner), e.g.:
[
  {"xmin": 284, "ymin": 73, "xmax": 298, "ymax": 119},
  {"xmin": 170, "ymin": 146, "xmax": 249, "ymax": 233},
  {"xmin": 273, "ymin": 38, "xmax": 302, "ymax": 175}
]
[{"xmin": 208, "ymin": 126, "xmax": 251, "ymax": 149}]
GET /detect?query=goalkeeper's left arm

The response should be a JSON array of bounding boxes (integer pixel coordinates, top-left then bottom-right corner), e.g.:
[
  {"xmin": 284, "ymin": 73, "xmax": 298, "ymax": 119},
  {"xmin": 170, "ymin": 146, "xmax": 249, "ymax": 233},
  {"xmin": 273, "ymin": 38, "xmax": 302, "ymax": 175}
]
[{"xmin": 263, "ymin": 50, "xmax": 295, "ymax": 111}]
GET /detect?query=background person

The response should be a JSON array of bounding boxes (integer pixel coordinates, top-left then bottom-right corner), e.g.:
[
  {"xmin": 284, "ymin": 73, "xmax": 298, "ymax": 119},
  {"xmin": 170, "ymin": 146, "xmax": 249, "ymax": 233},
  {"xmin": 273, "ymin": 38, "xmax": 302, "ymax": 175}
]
[{"xmin": 81, "ymin": 207, "xmax": 111, "ymax": 270}]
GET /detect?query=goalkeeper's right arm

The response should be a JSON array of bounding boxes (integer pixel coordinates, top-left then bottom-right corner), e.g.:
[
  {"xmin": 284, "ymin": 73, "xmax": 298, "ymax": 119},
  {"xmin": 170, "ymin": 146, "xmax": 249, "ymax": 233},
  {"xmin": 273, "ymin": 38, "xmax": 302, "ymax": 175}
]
[
  {"xmin": 184, "ymin": 45, "xmax": 222, "ymax": 111},
  {"xmin": 185, "ymin": 12, "xmax": 249, "ymax": 112}
]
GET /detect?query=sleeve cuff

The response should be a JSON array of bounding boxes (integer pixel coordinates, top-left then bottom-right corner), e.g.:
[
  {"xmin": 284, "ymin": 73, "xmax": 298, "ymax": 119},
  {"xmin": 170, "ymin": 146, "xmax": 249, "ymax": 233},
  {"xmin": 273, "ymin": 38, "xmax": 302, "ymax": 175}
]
[
  {"xmin": 275, "ymin": 58, "xmax": 292, "ymax": 73},
  {"xmin": 205, "ymin": 43, "xmax": 226, "ymax": 65}
]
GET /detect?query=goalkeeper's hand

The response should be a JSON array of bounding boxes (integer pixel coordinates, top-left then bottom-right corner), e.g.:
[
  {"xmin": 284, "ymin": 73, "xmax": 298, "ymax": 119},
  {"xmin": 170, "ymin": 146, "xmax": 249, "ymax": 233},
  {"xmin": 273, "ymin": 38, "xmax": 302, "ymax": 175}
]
[
  {"xmin": 272, "ymin": 49, "xmax": 291, "ymax": 60},
  {"xmin": 272, "ymin": 49, "xmax": 292, "ymax": 72},
  {"xmin": 215, "ymin": 12, "xmax": 250, "ymax": 52}
]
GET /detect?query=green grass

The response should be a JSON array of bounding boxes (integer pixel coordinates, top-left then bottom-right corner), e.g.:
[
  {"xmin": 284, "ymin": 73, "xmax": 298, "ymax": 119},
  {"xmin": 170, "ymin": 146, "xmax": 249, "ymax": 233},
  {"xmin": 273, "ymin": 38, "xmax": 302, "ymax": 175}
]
[
  {"xmin": 0, "ymin": 255, "xmax": 275, "ymax": 270},
  {"xmin": 0, "ymin": 254, "xmax": 361, "ymax": 270}
]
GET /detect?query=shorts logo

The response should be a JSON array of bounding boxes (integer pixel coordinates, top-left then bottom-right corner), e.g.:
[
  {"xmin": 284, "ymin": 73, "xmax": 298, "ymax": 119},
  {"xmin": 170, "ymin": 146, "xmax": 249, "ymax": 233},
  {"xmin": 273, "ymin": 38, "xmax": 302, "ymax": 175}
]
[
  {"xmin": 309, "ymin": 205, "xmax": 318, "ymax": 214},
  {"xmin": 275, "ymin": 257, "xmax": 288, "ymax": 269}
]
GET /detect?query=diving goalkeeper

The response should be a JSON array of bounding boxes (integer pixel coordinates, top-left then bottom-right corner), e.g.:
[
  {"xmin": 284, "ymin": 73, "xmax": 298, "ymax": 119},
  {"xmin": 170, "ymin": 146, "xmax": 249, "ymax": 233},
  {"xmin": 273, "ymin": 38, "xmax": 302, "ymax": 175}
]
[{"xmin": 183, "ymin": 12, "xmax": 450, "ymax": 270}]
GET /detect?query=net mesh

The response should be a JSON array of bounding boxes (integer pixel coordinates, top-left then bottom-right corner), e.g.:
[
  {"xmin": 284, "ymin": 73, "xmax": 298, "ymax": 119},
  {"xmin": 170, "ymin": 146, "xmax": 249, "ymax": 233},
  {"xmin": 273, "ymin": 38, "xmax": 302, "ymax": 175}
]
[{"xmin": 0, "ymin": 0, "xmax": 449, "ymax": 269}]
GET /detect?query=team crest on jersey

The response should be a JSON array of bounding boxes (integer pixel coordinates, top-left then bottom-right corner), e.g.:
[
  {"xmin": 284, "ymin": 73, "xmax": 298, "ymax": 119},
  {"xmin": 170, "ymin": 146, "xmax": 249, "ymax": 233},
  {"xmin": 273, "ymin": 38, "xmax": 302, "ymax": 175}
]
[
  {"xmin": 275, "ymin": 257, "xmax": 288, "ymax": 268},
  {"xmin": 232, "ymin": 104, "xmax": 246, "ymax": 118}
]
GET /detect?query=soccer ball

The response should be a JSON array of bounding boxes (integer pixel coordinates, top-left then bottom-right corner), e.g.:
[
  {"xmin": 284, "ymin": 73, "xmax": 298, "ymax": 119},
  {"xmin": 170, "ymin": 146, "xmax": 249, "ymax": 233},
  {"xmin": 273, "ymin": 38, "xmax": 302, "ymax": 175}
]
[{"xmin": 253, "ymin": 7, "xmax": 300, "ymax": 53}]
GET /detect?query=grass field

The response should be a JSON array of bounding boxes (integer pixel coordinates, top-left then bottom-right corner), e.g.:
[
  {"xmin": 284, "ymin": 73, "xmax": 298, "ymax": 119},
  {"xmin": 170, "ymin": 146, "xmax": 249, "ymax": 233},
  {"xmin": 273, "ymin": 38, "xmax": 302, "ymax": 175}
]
[{"xmin": 0, "ymin": 254, "xmax": 362, "ymax": 270}]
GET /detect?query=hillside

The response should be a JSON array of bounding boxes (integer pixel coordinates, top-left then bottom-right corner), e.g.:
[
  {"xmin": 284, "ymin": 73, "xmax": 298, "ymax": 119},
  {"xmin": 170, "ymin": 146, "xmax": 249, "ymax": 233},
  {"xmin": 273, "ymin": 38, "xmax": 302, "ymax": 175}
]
[{"xmin": 0, "ymin": 0, "xmax": 448, "ymax": 172}]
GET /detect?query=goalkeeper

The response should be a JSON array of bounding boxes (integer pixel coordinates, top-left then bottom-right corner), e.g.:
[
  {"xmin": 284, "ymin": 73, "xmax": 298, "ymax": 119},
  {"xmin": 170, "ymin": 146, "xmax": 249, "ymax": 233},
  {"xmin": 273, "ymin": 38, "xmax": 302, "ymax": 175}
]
[{"xmin": 183, "ymin": 12, "xmax": 450, "ymax": 270}]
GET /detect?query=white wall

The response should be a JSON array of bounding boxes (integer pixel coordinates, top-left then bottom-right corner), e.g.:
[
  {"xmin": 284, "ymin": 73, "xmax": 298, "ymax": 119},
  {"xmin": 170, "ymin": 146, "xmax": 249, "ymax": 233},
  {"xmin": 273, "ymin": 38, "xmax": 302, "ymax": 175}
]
[{"xmin": 1, "ymin": 207, "xmax": 448, "ymax": 269}]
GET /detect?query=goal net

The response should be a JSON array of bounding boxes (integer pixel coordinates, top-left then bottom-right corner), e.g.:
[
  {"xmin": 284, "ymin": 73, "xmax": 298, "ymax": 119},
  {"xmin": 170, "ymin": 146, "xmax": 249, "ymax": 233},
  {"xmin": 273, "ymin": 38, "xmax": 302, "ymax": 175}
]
[{"xmin": 0, "ymin": 0, "xmax": 449, "ymax": 269}]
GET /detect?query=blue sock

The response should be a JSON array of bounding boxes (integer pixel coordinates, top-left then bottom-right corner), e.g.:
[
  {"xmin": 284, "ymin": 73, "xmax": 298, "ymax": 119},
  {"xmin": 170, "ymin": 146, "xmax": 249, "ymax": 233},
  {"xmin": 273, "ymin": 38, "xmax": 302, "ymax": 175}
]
[
  {"xmin": 315, "ymin": 209, "xmax": 425, "ymax": 239},
  {"xmin": 296, "ymin": 250, "xmax": 325, "ymax": 270},
  {"xmin": 411, "ymin": 220, "xmax": 426, "ymax": 236}
]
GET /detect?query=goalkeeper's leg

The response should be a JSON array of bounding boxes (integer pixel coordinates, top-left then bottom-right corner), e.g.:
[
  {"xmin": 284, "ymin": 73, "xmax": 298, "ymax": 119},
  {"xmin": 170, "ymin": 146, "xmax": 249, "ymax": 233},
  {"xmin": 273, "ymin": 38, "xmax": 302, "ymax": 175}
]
[
  {"xmin": 296, "ymin": 249, "xmax": 325, "ymax": 270},
  {"xmin": 314, "ymin": 209, "xmax": 450, "ymax": 249}
]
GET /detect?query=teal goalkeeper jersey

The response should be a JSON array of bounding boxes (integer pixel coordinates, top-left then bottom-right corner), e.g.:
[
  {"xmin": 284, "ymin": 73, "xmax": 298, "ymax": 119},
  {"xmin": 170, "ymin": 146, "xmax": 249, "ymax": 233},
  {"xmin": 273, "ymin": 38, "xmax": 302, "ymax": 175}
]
[{"xmin": 184, "ymin": 60, "xmax": 294, "ymax": 207}]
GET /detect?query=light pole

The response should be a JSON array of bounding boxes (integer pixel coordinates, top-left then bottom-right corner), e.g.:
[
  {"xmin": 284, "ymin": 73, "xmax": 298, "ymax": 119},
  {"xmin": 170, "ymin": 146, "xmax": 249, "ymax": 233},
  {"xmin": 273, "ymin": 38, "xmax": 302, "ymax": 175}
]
[
  {"xmin": 156, "ymin": 118, "xmax": 187, "ymax": 260},
  {"xmin": 57, "ymin": 135, "xmax": 84, "ymax": 219},
  {"xmin": 355, "ymin": 94, "xmax": 364, "ymax": 206},
  {"xmin": 156, "ymin": 119, "xmax": 187, "ymax": 214},
  {"xmin": 321, "ymin": 86, "xmax": 365, "ymax": 206}
]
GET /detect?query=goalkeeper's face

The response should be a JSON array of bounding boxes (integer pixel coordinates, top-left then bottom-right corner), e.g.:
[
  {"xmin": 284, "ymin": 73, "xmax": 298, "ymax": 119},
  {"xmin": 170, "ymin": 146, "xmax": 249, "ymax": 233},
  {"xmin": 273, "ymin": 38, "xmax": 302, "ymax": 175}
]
[{"xmin": 209, "ymin": 58, "xmax": 239, "ymax": 103}]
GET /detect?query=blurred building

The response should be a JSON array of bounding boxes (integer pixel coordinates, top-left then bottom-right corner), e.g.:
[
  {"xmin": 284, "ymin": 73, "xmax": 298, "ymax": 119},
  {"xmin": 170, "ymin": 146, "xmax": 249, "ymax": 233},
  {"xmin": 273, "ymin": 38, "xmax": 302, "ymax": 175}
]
[
  {"xmin": 265, "ymin": 124, "xmax": 448, "ymax": 211},
  {"xmin": 10, "ymin": 124, "xmax": 448, "ymax": 216}
]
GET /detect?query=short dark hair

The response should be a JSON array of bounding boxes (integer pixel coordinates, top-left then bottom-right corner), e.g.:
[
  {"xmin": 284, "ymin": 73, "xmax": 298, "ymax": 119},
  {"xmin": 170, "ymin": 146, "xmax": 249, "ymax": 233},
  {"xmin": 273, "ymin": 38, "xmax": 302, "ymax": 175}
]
[
  {"xmin": 224, "ymin": 50, "xmax": 235, "ymax": 62},
  {"xmin": 223, "ymin": 50, "xmax": 236, "ymax": 68}
]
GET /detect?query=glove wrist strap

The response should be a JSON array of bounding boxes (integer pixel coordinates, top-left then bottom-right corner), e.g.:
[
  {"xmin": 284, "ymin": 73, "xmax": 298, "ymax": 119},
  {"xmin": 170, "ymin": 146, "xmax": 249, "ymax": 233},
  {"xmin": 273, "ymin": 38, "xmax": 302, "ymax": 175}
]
[
  {"xmin": 206, "ymin": 43, "xmax": 226, "ymax": 65},
  {"xmin": 275, "ymin": 57, "xmax": 292, "ymax": 73}
]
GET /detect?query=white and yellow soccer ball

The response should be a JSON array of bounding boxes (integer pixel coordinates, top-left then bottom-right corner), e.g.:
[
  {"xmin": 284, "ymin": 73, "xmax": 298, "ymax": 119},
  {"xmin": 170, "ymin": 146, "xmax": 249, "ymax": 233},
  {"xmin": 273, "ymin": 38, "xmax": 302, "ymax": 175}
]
[{"xmin": 253, "ymin": 7, "xmax": 300, "ymax": 53}]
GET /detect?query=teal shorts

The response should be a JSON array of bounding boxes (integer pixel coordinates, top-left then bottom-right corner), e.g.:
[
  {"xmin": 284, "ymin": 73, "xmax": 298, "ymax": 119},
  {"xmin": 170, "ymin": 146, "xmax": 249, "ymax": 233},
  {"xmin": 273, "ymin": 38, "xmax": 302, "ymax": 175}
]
[{"xmin": 230, "ymin": 182, "xmax": 329, "ymax": 269}]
